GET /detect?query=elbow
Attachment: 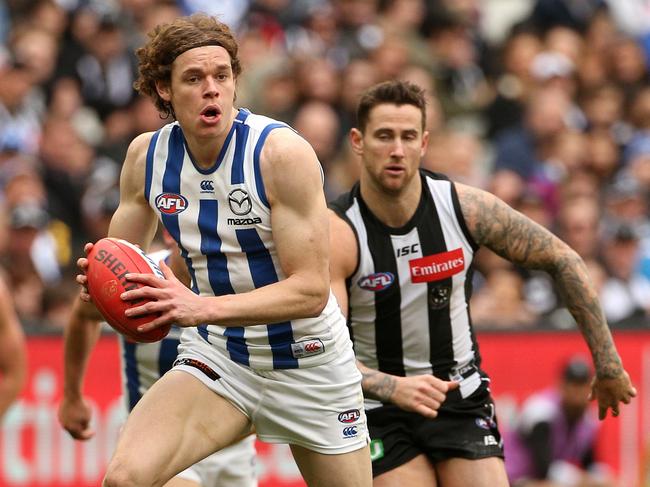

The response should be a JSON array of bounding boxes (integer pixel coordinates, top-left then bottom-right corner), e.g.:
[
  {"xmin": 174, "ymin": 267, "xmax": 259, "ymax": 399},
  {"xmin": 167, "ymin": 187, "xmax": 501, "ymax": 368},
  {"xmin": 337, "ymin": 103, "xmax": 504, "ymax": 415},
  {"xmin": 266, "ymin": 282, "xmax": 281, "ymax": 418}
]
[{"xmin": 303, "ymin": 283, "xmax": 330, "ymax": 318}]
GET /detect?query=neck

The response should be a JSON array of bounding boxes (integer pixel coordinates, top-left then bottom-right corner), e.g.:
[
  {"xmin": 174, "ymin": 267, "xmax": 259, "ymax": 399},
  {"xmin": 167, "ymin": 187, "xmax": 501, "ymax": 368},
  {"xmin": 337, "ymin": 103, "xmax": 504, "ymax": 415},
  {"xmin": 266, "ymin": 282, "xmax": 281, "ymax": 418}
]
[
  {"xmin": 360, "ymin": 172, "xmax": 422, "ymax": 228},
  {"xmin": 183, "ymin": 108, "xmax": 238, "ymax": 168}
]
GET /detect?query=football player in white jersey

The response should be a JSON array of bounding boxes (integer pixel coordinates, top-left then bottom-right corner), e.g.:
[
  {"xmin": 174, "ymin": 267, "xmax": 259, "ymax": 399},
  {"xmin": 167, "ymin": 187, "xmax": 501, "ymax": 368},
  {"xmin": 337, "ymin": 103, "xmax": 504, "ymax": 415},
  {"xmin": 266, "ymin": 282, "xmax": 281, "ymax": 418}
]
[
  {"xmin": 59, "ymin": 234, "xmax": 257, "ymax": 487},
  {"xmin": 0, "ymin": 274, "xmax": 26, "ymax": 422},
  {"xmin": 328, "ymin": 80, "xmax": 637, "ymax": 487},
  {"xmin": 75, "ymin": 13, "xmax": 371, "ymax": 487}
]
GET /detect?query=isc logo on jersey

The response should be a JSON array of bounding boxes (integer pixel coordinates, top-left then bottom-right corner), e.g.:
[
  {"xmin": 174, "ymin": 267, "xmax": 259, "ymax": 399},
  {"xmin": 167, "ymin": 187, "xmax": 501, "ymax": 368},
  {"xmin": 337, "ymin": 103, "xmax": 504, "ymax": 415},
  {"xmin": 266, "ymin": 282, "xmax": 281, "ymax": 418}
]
[
  {"xmin": 357, "ymin": 272, "xmax": 395, "ymax": 292},
  {"xmin": 155, "ymin": 193, "xmax": 188, "ymax": 215}
]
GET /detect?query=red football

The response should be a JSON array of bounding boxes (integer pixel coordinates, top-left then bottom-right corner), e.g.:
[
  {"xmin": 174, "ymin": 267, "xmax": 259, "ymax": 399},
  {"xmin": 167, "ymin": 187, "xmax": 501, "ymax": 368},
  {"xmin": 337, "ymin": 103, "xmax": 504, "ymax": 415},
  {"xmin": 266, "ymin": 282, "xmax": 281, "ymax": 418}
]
[{"xmin": 86, "ymin": 238, "xmax": 170, "ymax": 343}]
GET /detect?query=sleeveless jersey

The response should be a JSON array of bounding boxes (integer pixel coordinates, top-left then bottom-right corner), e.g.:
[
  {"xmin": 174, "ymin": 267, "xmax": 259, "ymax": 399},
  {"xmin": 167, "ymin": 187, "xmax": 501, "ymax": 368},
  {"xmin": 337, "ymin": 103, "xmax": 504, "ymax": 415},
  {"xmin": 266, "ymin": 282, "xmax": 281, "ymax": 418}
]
[
  {"xmin": 144, "ymin": 109, "xmax": 349, "ymax": 370},
  {"xmin": 330, "ymin": 169, "xmax": 486, "ymax": 408},
  {"xmin": 117, "ymin": 249, "xmax": 183, "ymax": 410}
]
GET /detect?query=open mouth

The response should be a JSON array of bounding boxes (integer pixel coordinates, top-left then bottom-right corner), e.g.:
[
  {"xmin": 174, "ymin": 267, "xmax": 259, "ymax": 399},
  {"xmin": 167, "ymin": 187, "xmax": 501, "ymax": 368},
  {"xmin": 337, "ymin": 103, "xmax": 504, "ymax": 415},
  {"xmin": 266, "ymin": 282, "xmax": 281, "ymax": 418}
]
[{"xmin": 200, "ymin": 105, "xmax": 221, "ymax": 123}]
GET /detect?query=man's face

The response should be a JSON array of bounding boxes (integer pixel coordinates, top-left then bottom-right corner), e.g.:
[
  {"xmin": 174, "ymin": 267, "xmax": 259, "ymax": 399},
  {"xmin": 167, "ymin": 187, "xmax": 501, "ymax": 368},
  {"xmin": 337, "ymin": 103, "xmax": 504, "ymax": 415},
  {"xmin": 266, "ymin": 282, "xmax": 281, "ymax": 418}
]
[
  {"xmin": 351, "ymin": 103, "xmax": 428, "ymax": 194},
  {"xmin": 157, "ymin": 45, "xmax": 236, "ymax": 140}
]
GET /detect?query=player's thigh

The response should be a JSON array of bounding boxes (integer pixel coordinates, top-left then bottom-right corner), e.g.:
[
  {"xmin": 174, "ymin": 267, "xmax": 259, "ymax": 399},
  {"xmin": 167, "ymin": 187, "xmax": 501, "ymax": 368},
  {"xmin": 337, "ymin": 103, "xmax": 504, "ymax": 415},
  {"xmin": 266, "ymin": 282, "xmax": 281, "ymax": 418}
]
[
  {"xmin": 290, "ymin": 444, "xmax": 372, "ymax": 487},
  {"xmin": 435, "ymin": 456, "xmax": 508, "ymax": 487},
  {"xmin": 106, "ymin": 370, "xmax": 251, "ymax": 486},
  {"xmin": 373, "ymin": 454, "xmax": 437, "ymax": 487}
]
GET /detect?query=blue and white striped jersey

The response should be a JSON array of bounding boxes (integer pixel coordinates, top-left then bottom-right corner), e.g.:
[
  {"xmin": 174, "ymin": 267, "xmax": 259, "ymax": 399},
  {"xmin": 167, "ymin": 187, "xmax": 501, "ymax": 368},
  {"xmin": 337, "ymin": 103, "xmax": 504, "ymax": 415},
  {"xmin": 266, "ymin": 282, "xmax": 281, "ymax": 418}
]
[
  {"xmin": 117, "ymin": 249, "xmax": 183, "ymax": 410},
  {"xmin": 144, "ymin": 109, "xmax": 349, "ymax": 370}
]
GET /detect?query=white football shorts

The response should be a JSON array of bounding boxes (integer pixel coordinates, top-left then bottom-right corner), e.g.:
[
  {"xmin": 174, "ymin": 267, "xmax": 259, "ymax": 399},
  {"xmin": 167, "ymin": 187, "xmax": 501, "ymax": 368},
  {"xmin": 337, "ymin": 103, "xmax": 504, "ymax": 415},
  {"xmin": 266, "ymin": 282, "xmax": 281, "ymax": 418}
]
[{"xmin": 173, "ymin": 332, "xmax": 369, "ymax": 455}]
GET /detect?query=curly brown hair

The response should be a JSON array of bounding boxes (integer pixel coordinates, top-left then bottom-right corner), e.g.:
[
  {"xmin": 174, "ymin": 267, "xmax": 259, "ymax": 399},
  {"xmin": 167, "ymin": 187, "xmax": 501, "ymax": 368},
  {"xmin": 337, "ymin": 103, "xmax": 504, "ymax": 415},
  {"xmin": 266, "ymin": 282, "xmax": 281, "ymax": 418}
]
[{"xmin": 134, "ymin": 14, "xmax": 242, "ymax": 119}]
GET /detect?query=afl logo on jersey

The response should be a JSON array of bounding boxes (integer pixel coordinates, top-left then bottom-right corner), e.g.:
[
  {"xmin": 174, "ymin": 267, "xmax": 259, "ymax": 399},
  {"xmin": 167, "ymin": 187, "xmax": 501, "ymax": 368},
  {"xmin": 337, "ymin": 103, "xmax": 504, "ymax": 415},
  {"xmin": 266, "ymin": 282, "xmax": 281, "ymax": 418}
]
[
  {"xmin": 155, "ymin": 193, "xmax": 188, "ymax": 215},
  {"xmin": 357, "ymin": 272, "xmax": 395, "ymax": 292},
  {"xmin": 228, "ymin": 189, "xmax": 252, "ymax": 216}
]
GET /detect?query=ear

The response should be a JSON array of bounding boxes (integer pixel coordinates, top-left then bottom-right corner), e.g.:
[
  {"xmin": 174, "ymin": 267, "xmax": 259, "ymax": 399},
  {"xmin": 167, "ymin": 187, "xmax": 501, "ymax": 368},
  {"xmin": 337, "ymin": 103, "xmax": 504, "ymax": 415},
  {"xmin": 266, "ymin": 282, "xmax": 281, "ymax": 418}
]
[
  {"xmin": 420, "ymin": 130, "xmax": 430, "ymax": 157},
  {"xmin": 349, "ymin": 128, "xmax": 364, "ymax": 156},
  {"xmin": 155, "ymin": 80, "xmax": 171, "ymax": 102}
]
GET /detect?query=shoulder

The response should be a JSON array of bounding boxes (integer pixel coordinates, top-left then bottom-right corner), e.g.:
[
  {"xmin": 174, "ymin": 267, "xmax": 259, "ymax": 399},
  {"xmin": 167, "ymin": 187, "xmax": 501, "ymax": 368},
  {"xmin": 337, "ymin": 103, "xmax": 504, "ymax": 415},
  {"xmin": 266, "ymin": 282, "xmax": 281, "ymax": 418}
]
[{"xmin": 126, "ymin": 131, "xmax": 156, "ymax": 160}]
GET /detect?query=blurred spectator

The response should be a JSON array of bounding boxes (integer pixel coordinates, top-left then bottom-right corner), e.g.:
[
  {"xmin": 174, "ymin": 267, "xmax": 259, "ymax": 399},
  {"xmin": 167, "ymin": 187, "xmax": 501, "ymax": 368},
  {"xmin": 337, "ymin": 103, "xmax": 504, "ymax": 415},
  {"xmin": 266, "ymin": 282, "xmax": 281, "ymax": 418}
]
[
  {"xmin": 504, "ymin": 357, "xmax": 614, "ymax": 487},
  {"xmin": 557, "ymin": 196, "xmax": 601, "ymax": 261},
  {"xmin": 505, "ymin": 356, "xmax": 615, "ymax": 487},
  {"xmin": 471, "ymin": 266, "xmax": 539, "ymax": 329},
  {"xmin": 599, "ymin": 220, "xmax": 650, "ymax": 325}
]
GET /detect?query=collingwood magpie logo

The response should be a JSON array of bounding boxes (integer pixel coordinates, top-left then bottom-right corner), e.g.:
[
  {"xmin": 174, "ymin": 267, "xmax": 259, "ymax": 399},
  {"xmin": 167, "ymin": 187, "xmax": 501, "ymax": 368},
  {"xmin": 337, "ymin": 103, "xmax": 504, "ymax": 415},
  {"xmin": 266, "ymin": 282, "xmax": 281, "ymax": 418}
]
[
  {"xmin": 200, "ymin": 180, "xmax": 214, "ymax": 193},
  {"xmin": 228, "ymin": 189, "xmax": 252, "ymax": 215},
  {"xmin": 227, "ymin": 188, "xmax": 260, "ymax": 225}
]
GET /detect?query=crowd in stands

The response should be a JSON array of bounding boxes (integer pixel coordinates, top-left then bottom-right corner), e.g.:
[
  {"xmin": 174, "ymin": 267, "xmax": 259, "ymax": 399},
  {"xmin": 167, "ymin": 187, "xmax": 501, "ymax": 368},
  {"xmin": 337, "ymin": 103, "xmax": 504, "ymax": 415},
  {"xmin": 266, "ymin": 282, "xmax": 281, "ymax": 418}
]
[{"xmin": 0, "ymin": 0, "xmax": 649, "ymax": 332}]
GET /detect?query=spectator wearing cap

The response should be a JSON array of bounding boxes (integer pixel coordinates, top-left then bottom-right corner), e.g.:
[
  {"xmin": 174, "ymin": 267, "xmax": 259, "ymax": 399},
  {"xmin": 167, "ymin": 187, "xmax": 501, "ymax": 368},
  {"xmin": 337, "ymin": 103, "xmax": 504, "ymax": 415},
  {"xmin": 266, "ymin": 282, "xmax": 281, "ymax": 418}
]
[
  {"xmin": 599, "ymin": 220, "xmax": 650, "ymax": 326},
  {"xmin": 505, "ymin": 357, "xmax": 616, "ymax": 487}
]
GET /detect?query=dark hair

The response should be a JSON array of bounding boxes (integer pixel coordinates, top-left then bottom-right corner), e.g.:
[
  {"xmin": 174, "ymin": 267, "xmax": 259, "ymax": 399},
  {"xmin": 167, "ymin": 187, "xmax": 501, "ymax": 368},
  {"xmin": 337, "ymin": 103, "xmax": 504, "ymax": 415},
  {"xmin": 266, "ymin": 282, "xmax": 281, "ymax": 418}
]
[
  {"xmin": 134, "ymin": 14, "xmax": 242, "ymax": 118},
  {"xmin": 562, "ymin": 357, "xmax": 592, "ymax": 384},
  {"xmin": 356, "ymin": 80, "xmax": 427, "ymax": 133}
]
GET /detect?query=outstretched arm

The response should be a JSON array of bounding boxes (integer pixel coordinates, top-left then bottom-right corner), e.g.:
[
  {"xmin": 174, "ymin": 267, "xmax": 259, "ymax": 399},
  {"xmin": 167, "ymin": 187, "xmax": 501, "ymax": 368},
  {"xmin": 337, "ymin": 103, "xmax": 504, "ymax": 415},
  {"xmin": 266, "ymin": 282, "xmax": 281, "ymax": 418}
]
[
  {"xmin": 456, "ymin": 182, "xmax": 637, "ymax": 419},
  {"xmin": 0, "ymin": 277, "xmax": 26, "ymax": 420},
  {"xmin": 328, "ymin": 210, "xmax": 456, "ymax": 419},
  {"xmin": 57, "ymin": 297, "xmax": 103, "ymax": 440}
]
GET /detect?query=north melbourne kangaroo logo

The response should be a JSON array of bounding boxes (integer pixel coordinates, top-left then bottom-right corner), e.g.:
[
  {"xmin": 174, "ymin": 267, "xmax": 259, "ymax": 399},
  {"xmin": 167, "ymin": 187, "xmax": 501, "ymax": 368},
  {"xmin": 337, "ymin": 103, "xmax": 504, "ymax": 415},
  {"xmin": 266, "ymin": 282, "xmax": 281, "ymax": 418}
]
[{"xmin": 228, "ymin": 189, "xmax": 252, "ymax": 215}]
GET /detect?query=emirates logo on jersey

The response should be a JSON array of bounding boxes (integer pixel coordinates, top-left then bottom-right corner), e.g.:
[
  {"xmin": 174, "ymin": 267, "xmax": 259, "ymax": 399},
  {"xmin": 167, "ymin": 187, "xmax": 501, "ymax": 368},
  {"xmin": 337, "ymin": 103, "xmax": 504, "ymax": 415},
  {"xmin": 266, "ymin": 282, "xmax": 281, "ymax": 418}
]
[{"xmin": 409, "ymin": 248, "xmax": 465, "ymax": 283}]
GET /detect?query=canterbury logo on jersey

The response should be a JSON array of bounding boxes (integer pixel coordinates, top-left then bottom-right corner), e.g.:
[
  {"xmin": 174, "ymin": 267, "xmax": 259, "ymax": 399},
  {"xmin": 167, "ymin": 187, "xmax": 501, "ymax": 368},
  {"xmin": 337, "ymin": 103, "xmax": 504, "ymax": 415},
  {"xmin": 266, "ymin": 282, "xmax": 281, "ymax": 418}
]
[
  {"xmin": 409, "ymin": 248, "xmax": 465, "ymax": 283},
  {"xmin": 290, "ymin": 338, "xmax": 324, "ymax": 358}
]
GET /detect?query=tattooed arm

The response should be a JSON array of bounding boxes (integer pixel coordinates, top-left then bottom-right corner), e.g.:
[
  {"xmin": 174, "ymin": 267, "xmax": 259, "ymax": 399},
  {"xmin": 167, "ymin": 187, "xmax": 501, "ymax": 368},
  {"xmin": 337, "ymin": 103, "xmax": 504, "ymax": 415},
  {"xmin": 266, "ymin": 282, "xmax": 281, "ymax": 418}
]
[
  {"xmin": 328, "ymin": 210, "xmax": 456, "ymax": 419},
  {"xmin": 456, "ymin": 182, "xmax": 637, "ymax": 419}
]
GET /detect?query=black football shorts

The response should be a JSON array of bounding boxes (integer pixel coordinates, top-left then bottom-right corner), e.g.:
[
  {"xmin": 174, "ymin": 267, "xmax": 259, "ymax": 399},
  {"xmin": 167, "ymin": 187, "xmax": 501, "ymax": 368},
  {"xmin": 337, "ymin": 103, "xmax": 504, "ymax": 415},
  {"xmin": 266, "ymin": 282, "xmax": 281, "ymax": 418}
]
[{"xmin": 366, "ymin": 384, "xmax": 504, "ymax": 477}]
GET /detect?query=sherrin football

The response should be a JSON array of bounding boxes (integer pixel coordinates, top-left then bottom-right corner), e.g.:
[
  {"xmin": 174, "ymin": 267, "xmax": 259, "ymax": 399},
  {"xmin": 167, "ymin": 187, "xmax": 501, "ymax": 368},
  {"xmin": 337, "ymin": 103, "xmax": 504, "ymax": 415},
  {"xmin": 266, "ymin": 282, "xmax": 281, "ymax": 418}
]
[{"xmin": 87, "ymin": 238, "xmax": 170, "ymax": 343}]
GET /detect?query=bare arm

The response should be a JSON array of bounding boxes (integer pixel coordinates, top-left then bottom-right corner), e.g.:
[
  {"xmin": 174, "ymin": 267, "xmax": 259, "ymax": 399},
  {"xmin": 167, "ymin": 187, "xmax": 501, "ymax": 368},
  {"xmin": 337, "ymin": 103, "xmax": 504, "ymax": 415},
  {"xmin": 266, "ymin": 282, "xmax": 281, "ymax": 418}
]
[
  {"xmin": 57, "ymin": 297, "xmax": 102, "ymax": 440},
  {"xmin": 0, "ymin": 277, "xmax": 26, "ymax": 420},
  {"xmin": 456, "ymin": 182, "xmax": 637, "ymax": 418},
  {"xmin": 130, "ymin": 128, "xmax": 335, "ymax": 330},
  {"xmin": 328, "ymin": 210, "xmax": 456, "ymax": 418},
  {"xmin": 77, "ymin": 133, "xmax": 159, "ymax": 302}
]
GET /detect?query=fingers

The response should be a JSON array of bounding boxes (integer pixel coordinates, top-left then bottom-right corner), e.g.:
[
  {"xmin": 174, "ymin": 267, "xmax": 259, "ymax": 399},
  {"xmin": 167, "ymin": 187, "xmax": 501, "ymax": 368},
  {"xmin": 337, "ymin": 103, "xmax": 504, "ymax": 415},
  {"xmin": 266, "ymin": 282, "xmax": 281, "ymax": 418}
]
[
  {"xmin": 598, "ymin": 405, "xmax": 607, "ymax": 420},
  {"xmin": 159, "ymin": 259, "xmax": 175, "ymax": 279},
  {"xmin": 136, "ymin": 316, "xmax": 167, "ymax": 333},
  {"xmin": 414, "ymin": 404, "xmax": 439, "ymax": 420},
  {"xmin": 446, "ymin": 380, "xmax": 459, "ymax": 391},
  {"xmin": 125, "ymin": 273, "xmax": 165, "ymax": 286}
]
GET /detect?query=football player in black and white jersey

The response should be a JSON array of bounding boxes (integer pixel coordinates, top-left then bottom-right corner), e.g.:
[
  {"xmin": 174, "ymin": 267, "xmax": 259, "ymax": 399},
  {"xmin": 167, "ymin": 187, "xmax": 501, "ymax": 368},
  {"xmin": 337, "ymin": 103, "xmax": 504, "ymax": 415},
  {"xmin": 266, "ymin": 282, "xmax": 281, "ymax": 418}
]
[{"xmin": 329, "ymin": 80, "xmax": 637, "ymax": 487}]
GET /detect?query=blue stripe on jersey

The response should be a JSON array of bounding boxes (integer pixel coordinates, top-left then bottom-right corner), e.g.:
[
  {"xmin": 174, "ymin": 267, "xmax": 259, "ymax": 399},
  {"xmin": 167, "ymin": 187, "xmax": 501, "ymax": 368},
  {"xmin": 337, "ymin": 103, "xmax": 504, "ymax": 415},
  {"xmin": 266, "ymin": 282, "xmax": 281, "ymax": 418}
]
[
  {"xmin": 161, "ymin": 125, "xmax": 185, "ymax": 244},
  {"xmin": 122, "ymin": 340, "xmax": 141, "ymax": 410},
  {"xmin": 199, "ymin": 200, "xmax": 234, "ymax": 296},
  {"xmin": 230, "ymin": 123, "xmax": 250, "ymax": 185},
  {"xmin": 158, "ymin": 338, "xmax": 180, "ymax": 376},
  {"xmin": 161, "ymin": 126, "xmax": 199, "ymax": 300},
  {"xmin": 145, "ymin": 129, "xmax": 161, "ymax": 202},
  {"xmin": 253, "ymin": 123, "xmax": 286, "ymax": 208},
  {"xmin": 236, "ymin": 228, "xmax": 297, "ymax": 368},
  {"xmin": 224, "ymin": 327, "xmax": 249, "ymax": 366},
  {"xmin": 197, "ymin": 200, "xmax": 247, "ymax": 356}
]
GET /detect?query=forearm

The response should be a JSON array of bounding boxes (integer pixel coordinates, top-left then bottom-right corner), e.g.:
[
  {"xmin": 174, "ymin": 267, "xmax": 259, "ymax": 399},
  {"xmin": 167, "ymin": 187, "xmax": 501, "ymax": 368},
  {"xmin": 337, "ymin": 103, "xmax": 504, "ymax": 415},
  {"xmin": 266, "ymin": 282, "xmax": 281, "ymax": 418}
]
[
  {"xmin": 357, "ymin": 360, "xmax": 397, "ymax": 402},
  {"xmin": 550, "ymin": 255, "xmax": 623, "ymax": 379},
  {"xmin": 202, "ymin": 274, "xmax": 329, "ymax": 326},
  {"xmin": 62, "ymin": 302, "xmax": 102, "ymax": 398}
]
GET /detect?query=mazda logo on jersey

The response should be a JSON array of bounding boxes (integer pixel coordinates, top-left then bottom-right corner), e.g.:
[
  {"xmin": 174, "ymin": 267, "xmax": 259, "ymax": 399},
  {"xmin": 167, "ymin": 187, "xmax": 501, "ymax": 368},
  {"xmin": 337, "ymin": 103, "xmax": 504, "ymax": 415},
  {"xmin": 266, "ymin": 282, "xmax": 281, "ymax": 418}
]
[
  {"xmin": 228, "ymin": 188, "xmax": 252, "ymax": 215},
  {"xmin": 155, "ymin": 193, "xmax": 188, "ymax": 215},
  {"xmin": 357, "ymin": 272, "xmax": 395, "ymax": 292},
  {"xmin": 409, "ymin": 248, "xmax": 465, "ymax": 283}
]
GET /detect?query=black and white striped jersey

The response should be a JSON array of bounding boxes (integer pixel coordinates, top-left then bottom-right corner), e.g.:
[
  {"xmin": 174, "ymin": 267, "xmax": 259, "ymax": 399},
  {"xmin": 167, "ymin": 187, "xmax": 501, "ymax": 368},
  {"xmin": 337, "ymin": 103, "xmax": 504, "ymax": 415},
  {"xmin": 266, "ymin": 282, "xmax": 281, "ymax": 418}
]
[{"xmin": 331, "ymin": 169, "xmax": 487, "ymax": 408}]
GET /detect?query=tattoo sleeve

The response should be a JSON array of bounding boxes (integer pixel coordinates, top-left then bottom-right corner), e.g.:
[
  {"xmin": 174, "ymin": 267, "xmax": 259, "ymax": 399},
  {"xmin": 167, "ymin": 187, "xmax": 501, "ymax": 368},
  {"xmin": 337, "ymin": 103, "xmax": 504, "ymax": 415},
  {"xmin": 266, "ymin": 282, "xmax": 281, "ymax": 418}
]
[
  {"xmin": 457, "ymin": 184, "xmax": 623, "ymax": 379},
  {"xmin": 357, "ymin": 360, "xmax": 397, "ymax": 402}
]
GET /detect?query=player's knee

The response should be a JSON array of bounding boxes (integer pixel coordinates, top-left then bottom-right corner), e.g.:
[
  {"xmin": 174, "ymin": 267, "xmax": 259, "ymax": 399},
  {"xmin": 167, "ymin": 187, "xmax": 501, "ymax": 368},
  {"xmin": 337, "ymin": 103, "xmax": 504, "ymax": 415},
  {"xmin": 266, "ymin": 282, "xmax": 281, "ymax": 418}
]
[{"xmin": 102, "ymin": 460, "xmax": 151, "ymax": 487}]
